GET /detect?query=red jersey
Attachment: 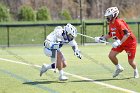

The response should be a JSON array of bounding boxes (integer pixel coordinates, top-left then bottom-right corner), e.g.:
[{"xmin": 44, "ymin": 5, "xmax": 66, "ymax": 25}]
[{"xmin": 108, "ymin": 18, "xmax": 136, "ymax": 46}]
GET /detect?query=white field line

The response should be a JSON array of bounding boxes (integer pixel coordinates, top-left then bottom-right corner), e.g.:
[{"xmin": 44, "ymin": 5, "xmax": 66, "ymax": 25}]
[{"xmin": 0, "ymin": 57, "xmax": 137, "ymax": 93}]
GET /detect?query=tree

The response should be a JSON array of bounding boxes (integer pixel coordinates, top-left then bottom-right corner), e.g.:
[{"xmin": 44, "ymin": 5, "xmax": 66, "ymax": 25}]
[
  {"xmin": 18, "ymin": 5, "xmax": 35, "ymax": 21},
  {"xmin": 59, "ymin": 9, "xmax": 72, "ymax": 20},
  {"xmin": 0, "ymin": 4, "xmax": 10, "ymax": 22},
  {"xmin": 36, "ymin": 6, "xmax": 51, "ymax": 21}
]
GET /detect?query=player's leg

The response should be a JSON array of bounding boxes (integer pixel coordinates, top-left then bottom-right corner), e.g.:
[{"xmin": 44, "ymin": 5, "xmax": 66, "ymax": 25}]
[
  {"xmin": 108, "ymin": 50, "xmax": 119, "ymax": 65},
  {"xmin": 40, "ymin": 49, "xmax": 68, "ymax": 80},
  {"xmin": 108, "ymin": 49, "xmax": 124, "ymax": 78},
  {"xmin": 40, "ymin": 48, "xmax": 53, "ymax": 76},
  {"xmin": 126, "ymin": 45, "xmax": 139, "ymax": 78},
  {"xmin": 128, "ymin": 59, "xmax": 137, "ymax": 69},
  {"xmin": 40, "ymin": 49, "xmax": 61, "ymax": 76},
  {"xmin": 57, "ymin": 51, "xmax": 68, "ymax": 81},
  {"xmin": 128, "ymin": 59, "xmax": 139, "ymax": 78},
  {"xmin": 57, "ymin": 51, "xmax": 67, "ymax": 70}
]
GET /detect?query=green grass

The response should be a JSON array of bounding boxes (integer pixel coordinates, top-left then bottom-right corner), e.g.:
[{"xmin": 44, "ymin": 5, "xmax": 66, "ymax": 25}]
[{"xmin": 0, "ymin": 45, "xmax": 140, "ymax": 93}]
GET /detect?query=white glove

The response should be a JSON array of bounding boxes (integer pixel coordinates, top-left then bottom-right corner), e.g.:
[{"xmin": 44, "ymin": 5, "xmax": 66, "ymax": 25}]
[
  {"xmin": 74, "ymin": 50, "xmax": 82, "ymax": 59},
  {"xmin": 95, "ymin": 36, "xmax": 105, "ymax": 43},
  {"xmin": 44, "ymin": 40, "xmax": 51, "ymax": 48},
  {"xmin": 112, "ymin": 40, "xmax": 122, "ymax": 48}
]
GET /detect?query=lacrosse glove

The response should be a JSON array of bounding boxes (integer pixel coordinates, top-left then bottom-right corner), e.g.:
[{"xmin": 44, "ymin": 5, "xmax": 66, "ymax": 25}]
[
  {"xmin": 74, "ymin": 50, "xmax": 82, "ymax": 59},
  {"xmin": 112, "ymin": 40, "xmax": 122, "ymax": 48}
]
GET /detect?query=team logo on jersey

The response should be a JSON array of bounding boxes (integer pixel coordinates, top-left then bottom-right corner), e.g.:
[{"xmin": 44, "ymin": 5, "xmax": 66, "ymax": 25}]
[
  {"xmin": 111, "ymin": 32, "xmax": 116, "ymax": 36},
  {"xmin": 111, "ymin": 28, "xmax": 116, "ymax": 31},
  {"xmin": 111, "ymin": 32, "xmax": 117, "ymax": 40}
]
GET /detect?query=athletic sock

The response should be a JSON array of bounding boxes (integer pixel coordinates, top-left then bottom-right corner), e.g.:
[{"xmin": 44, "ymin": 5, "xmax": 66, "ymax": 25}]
[
  {"xmin": 43, "ymin": 64, "xmax": 53, "ymax": 70},
  {"xmin": 59, "ymin": 70, "xmax": 64, "ymax": 76},
  {"xmin": 116, "ymin": 64, "xmax": 122, "ymax": 69},
  {"xmin": 134, "ymin": 67, "xmax": 138, "ymax": 72}
]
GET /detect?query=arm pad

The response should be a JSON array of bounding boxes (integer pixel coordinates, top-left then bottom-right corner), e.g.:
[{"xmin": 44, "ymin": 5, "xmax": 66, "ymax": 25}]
[{"xmin": 123, "ymin": 29, "xmax": 130, "ymax": 36}]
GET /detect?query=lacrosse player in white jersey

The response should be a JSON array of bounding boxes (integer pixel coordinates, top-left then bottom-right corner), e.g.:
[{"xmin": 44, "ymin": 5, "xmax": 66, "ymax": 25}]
[{"xmin": 40, "ymin": 23, "xmax": 82, "ymax": 81}]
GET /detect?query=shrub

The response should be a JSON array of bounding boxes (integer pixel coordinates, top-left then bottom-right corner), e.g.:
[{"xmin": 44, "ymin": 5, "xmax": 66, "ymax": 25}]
[
  {"xmin": 0, "ymin": 4, "xmax": 10, "ymax": 22},
  {"xmin": 18, "ymin": 5, "xmax": 35, "ymax": 21},
  {"xmin": 59, "ymin": 10, "xmax": 72, "ymax": 20},
  {"xmin": 36, "ymin": 6, "xmax": 51, "ymax": 21}
]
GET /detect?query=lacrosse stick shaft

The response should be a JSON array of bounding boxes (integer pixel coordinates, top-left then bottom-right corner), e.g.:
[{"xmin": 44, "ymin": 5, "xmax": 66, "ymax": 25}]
[
  {"xmin": 54, "ymin": 49, "xmax": 57, "ymax": 73},
  {"xmin": 77, "ymin": 33, "xmax": 110, "ymax": 44}
]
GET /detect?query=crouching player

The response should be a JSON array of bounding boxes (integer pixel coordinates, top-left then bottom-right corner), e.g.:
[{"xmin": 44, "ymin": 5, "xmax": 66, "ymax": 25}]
[
  {"xmin": 95, "ymin": 7, "xmax": 139, "ymax": 78},
  {"xmin": 40, "ymin": 23, "xmax": 82, "ymax": 81}
]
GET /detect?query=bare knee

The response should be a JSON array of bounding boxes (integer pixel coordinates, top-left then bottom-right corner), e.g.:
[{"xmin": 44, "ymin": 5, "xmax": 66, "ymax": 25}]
[
  {"xmin": 108, "ymin": 53, "xmax": 114, "ymax": 60},
  {"xmin": 108, "ymin": 50, "xmax": 119, "ymax": 60},
  {"xmin": 128, "ymin": 62, "xmax": 132, "ymax": 66},
  {"xmin": 128, "ymin": 59, "xmax": 135, "ymax": 66}
]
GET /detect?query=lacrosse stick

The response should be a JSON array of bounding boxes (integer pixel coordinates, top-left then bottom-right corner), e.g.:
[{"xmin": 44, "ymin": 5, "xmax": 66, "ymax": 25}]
[
  {"xmin": 51, "ymin": 49, "xmax": 57, "ymax": 73},
  {"xmin": 54, "ymin": 49, "xmax": 57, "ymax": 73},
  {"xmin": 77, "ymin": 33, "xmax": 111, "ymax": 44}
]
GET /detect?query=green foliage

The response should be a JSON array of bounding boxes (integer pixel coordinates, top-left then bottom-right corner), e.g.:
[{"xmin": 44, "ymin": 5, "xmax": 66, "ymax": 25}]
[
  {"xmin": 18, "ymin": 5, "xmax": 35, "ymax": 21},
  {"xmin": 0, "ymin": 4, "xmax": 10, "ymax": 22},
  {"xmin": 59, "ymin": 10, "xmax": 72, "ymax": 20},
  {"xmin": 36, "ymin": 6, "xmax": 51, "ymax": 21}
]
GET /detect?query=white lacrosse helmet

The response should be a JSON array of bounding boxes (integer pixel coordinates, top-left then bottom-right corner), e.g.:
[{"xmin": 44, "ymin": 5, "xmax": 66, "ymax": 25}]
[
  {"xmin": 64, "ymin": 23, "xmax": 77, "ymax": 38},
  {"xmin": 104, "ymin": 7, "xmax": 119, "ymax": 18}
]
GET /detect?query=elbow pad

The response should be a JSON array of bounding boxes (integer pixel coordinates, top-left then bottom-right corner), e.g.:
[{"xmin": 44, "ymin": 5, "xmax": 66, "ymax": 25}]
[{"xmin": 123, "ymin": 29, "xmax": 130, "ymax": 36}]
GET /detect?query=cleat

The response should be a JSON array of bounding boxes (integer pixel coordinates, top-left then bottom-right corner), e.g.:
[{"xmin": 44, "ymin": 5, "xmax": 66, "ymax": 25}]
[
  {"xmin": 59, "ymin": 75, "xmax": 68, "ymax": 81},
  {"xmin": 40, "ymin": 64, "xmax": 49, "ymax": 77},
  {"xmin": 134, "ymin": 71, "xmax": 139, "ymax": 78},
  {"xmin": 113, "ymin": 67, "xmax": 124, "ymax": 78}
]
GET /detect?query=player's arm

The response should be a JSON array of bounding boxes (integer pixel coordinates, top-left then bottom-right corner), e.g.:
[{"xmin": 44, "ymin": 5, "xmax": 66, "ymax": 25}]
[
  {"xmin": 69, "ymin": 40, "xmax": 82, "ymax": 59},
  {"xmin": 94, "ymin": 33, "xmax": 110, "ymax": 43},
  {"xmin": 120, "ymin": 29, "xmax": 130, "ymax": 44},
  {"xmin": 103, "ymin": 33, "xmax": 111, "ymax": 40},
  {"xmin": 112, "ymin": 29, "xmax": 130, "ymax": 48}
]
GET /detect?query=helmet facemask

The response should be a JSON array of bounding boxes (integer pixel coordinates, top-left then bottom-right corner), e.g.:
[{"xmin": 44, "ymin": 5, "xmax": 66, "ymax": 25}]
[
  {"xmin": 63, "ymin": 23, "xmax": 77, "ymax": 41},
  {"xmin": 106, "ymin": 13, "xmax": 118, "ymax": 22},
  {"xmin": 105, "ymin": 15, "xmax": 113, "ymax": 22},
  {"xmin": 66, "ymin": 32, "xmax": 74, "ymax": 41}
]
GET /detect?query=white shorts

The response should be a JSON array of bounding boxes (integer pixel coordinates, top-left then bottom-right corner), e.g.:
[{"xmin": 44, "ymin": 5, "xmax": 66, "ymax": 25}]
[
  {"xmin": 44, "ymin": 48, "xmax": 62, "ymax": 57},
  {"xmin": 44, "ymin": 48, "xmax": 52, "ymax": 57},
  {"xmin": 44, "ymin": 47, "xmax": 66, "ymax": 62}
]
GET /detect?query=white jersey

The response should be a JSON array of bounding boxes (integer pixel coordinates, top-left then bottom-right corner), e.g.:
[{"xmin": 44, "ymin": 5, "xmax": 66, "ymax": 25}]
[{"xmin": 45, "ymin": 26, "xmax": 78, "ymax": 50}]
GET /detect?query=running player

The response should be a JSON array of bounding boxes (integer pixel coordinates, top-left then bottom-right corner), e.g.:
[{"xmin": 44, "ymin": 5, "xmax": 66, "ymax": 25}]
[
  {"xmin": 40, "ymin": 23, "xmax": 82, "ymax": 81},
  {"xmin": 95, "ymin": 7, "xmax": 139, "ymax": 78}
]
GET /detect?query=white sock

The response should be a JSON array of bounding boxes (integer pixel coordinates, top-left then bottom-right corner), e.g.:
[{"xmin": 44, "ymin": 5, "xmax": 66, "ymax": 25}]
[
  {"xmin": 116, "ymin": 64, "xmax": 122, "ymax": 69},
  {"xmin": 59, "ymin": 70, "xmax": 64, "ymax": 76},
  {"xmin": 44, "ymin": 64, "xmax": 52, "ymax": 69},
  {"xmin": 134, "ymin": 67, "xmax": 138, "ymax": 72}
]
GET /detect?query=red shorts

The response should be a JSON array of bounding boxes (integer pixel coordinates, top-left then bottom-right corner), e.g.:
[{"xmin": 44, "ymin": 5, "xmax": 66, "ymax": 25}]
[{"xmin": 112, "ymin": 42, "xmax": 137, "ymax": 59}]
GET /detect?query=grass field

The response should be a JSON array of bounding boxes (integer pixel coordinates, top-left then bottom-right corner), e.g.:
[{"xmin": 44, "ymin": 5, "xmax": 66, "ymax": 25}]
[{"xmin": 0, "ymin": 45, "xmax": 140, "ymax": 93}]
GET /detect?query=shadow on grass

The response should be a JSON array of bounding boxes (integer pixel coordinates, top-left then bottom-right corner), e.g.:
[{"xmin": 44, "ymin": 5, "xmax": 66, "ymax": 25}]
[
  {"xmin": 23, "ymin": 80, "xmax": 67, "ymax": 85},
  {"xmin": 23, "ymin": 77, "xmax": 134, "ymax": 85},
  {"xmin": 94, "ymin": 77, "xmax": 134, "ymax": 81}
]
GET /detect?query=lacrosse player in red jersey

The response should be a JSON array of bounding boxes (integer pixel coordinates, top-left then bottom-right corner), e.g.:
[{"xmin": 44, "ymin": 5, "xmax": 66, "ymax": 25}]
[
  {"xmin": 95, "ymin": 7, "xmax": 139, "ymax": 78},
  {"xmin": 40, "ymin": 23, "xmax": 82, "ymax": 81}
]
